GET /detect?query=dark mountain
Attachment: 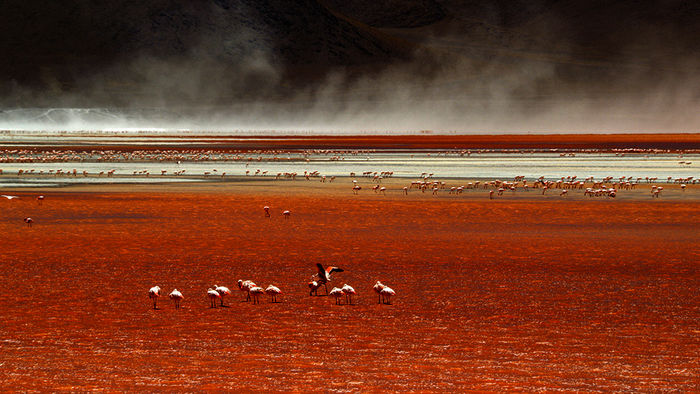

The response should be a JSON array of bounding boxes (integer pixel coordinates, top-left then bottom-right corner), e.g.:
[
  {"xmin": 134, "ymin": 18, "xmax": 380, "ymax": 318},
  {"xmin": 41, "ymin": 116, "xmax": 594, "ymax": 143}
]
[{"xmin": 1, "ymin": 0, "xmax": 699, "ymax": 107}]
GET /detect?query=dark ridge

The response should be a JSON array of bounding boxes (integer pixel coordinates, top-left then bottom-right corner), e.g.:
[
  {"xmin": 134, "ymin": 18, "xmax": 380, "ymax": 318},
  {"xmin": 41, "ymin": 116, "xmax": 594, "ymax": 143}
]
[{"xmin": 1, "ymin": 0, "xmax": 699, "ymax": 107}]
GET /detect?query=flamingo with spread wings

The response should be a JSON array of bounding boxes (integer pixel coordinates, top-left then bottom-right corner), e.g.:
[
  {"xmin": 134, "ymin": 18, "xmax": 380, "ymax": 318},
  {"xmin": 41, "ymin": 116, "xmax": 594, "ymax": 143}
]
[{"xmin": 312, "ymin": 263, "xmax": 344, "ymax": 295}]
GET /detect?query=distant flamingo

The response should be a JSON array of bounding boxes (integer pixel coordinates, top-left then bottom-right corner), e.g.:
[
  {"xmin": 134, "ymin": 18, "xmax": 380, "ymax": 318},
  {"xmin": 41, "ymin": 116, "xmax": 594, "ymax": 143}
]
[
  {"xmin": 249, "ymin": 286, "xmax": 264, "ymax": 304},
  {"xmin": 24, "ymin": 217, "xmax": 33, "ymax": 227},
  {"xmin": 373, "ymin": 281, "xmax": 385, "ymax": 304},
  {"xmin": 308, "ymin": 281, "xmax": 321, "ymax": 296},
  {"xmin": 37, "ymin": 195, "xmax": 45, "ymax": 205},
  {"xmin": 238, "ymin": 279, "xmax": 256, "ymax": 301},
  {"xmin": 169, "ymin": 289, "xmax": 184, "ymax": 309},
  {"xmin": 207, "ymin": 288, "xmax": 221, "ymax": 308},
  {"xmin": 313, "ymin": 263, "xmax": 344, "ymax": 294},
  {"xmin": 380, "ymin": 287, "xmax": 395, "ymax": 304},
  {"xmin": 341, "ymin": 284, "xmax": 356, "ymax": 304},
  {"xmin": 1, "ymin": 195, "xmax": 19, "ymax": 200},
  {"xmin": 264, "ymin": 206, "xmax": 270, "ymax": 217},
  {"xmin": 329, "ymin": 287, "xmax": 344, "ymax": 305},
  {"xmin": 283, "ymin": 210, "xmax": 291, "ymax": 219},
  {"xmin": 214, "ymin": 285, "xmax": 232, "ymax": 306},
  {"xmin": 148, "ymin": 286, "xmax": 161, "ymax": 309},
  {"xmin": 265, "ymin": 285, "xmax": 282, "ymax": 303}
]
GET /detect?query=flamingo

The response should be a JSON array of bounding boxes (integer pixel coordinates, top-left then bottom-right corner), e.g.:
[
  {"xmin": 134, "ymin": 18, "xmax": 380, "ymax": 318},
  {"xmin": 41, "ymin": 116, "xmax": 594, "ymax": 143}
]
[
  {"xmin": 341, "ymin": 284, "xmax": 356, "ymax": 305},
  {"xmin": 214, "ymin": 285, "xmax": 232, "ymax": 306},
  {"xmin": 249, "ymin": 286, "xmax": 264, "ymax": 304},
  {"xmin": 148, "ymin": 286, "xmax": 161, "ymax": 309},
  {"xmin": 238, "ymin": 279, "xmax": 256, "ymax": 301},
  {"xmin": 329, "ymin": 287, "xmax": 344, "ymax": 305},
  {"xmin": 24, "ymin": 217, "xmax": 33, "ymax": 227},
  {"xmin": 265, "ymin": 285, "xmax": 282, "ymax": 303},
  {"xmin": 37, "ymin": 195, "xmax": 45, "ymax": 204},
  {"xmin": 207, "ymin": 288, "xmax": 221, "ymax": 308},
  {"xmin": 283, "ymin": 210, "xmax": 291, "ymax": 219},
  {"xmin": 308, "ymin": 281, "xmax": 321, "ymax": 296},
  {"xmin": 169, "ymin": 289, "xmax": 184, "ymax": 309},
  {"xmin": 380, "ymin": 287, "xmax": 396, "ymax": 304},
  {"xmin": 373, "ymin": 281, "xmax": 385, "ymax": 304},
  {"xmin": 264, "ymin": 206, "xmax": 270, "ymax": 218},
  {"xmin": 1, "ymin": 195, "xmax": 19, "ymax": 200},
  {"xmin": 313, "ymin": 263, "xmax": 344, "ymax": 294}
]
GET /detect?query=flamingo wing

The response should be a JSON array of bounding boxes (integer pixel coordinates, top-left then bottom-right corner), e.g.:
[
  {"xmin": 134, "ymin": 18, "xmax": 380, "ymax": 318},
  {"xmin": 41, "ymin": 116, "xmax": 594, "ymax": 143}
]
[
  {"xmin": 316, "ymin": 263, "xmax": 327, "ymax": 279},
  {"xmin": 326, "ymin": 266, "xmax": 344, "ymax": 275}
]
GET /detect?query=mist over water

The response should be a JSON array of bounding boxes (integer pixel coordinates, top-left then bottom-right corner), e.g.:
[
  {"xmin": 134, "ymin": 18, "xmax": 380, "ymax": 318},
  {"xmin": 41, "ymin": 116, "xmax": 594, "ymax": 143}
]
[{"xmin": 1, "ymin": 1, "xmax": 699, "ymax": 134}]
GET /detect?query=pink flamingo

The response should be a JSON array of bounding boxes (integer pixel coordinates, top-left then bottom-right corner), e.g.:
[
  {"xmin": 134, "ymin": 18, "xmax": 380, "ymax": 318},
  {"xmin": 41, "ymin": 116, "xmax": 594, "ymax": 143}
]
[
  {"xmin": 214, "ymin": 285, "xmax": 232, "ymax": 306},
  {"xmin": 308, "ymin": 281, "xmax": 321, "ymax": 296},
  {"xmin": 313, "ymin": 263, "xmax": 344, "ymax": 294},
  {"xmin": 264, "ymin": 206, "xmax": 270, "ymax": 218},
  {"xmin": 148, "ymin": 286, "xmax": 161, "ymax": 309},
  {"xmin": 329, "ymin": 287, "xmax": 344, "ymax": 305},
  {"xmin": 380, "ymin": 287, "xmax": 395, "ymax": 304},
  {"xmin": 207, "ymin": 288, "xmax": 221, "ymax": 308},
  {"xmin": 238, "ymin": 280, "xmax": 256, "ymax": 301},
  {"xmin": 169, "ymin": 289, "xmax": 184, "ymax": 309},
  {"xmin": 341, "ymin": 284, "xmax": 356, "ymax": 304},
  {"xmin": 24, "ymin": 217, "xmax": 33, "ymax": 227},
  {"xmin": 249, "ymin": 286, "xmax": 264, "ymax": 304},
  {"xmin": 265, "ymin": 285, "xmax": 282, "ymax": 303},
  {"xmin": 373, "ymin": 281, "xmax": 385, "ymax": 304},
  {"xmin": 283, "ymin": 210, "xmax": 291, "ymax": 219},
  {"xmin": 37, "ymin": 195, "xmax": 45, "ymax": 205}
]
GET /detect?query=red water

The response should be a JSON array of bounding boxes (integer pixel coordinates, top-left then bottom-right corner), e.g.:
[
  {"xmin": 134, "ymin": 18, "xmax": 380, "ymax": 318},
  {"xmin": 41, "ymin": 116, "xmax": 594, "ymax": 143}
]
[{"xmin": 1, "ymin": 191, "xmax": 698, "ymax": 390}]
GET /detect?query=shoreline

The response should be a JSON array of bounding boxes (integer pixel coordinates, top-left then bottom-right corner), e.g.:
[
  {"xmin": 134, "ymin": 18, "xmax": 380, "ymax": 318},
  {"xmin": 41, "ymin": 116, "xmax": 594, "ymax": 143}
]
[
  {"xmin": 1, "ymin": 132, "xmax": 700, "ymax": 151},
  {"xmin": 2, "ymin": 176, "xmax": 698, "ymax": 202}
]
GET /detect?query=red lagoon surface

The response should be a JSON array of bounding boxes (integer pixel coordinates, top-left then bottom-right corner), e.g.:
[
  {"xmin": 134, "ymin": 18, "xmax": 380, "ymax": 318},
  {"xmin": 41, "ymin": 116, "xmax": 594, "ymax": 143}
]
[{"xmin": 0, "ymin": 190, "xmax": 699, "ymax": 391}]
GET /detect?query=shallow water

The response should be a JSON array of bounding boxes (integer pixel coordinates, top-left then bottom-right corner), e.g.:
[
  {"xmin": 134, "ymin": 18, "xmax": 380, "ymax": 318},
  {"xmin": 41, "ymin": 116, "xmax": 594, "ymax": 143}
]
[
  {"xmin": 1, "ymin": 151, "xmax": 698, "ymax": 187},
  {"xmin": 0, "ymin": 192, "xmax": 698, "ymax": 390}
]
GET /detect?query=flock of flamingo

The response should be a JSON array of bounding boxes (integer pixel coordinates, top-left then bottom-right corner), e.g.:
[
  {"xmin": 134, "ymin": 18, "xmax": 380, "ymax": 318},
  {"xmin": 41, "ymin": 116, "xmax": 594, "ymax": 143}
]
[{"xmin": 148, "ymin": 263, "xmax": 395, "ymax": 310}]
